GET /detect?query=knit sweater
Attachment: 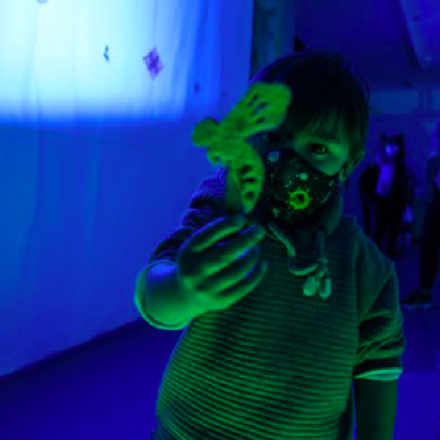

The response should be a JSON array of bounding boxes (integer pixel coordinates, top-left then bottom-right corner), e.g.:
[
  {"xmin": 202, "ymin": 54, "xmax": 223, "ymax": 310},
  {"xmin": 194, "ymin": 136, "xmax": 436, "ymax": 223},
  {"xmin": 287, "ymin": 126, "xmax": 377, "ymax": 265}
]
[{"xmin": 136, "ymin": 168, "xmax": 406, "ymax": 440}]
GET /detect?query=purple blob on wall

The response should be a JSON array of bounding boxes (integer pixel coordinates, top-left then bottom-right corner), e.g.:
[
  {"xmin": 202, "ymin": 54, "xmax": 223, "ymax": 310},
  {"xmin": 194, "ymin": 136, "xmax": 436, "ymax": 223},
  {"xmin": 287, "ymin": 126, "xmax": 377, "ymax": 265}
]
[{"xmin": 143, "ymin": 48, "xmax": 164, "ymax": 79}]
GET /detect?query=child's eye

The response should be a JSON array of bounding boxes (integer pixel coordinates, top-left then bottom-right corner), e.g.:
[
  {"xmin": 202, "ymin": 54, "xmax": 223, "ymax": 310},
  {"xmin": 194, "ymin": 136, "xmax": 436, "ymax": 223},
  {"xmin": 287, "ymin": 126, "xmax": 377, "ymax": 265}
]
[{"xmin": 308, "ymin": 143, "xmax": 329, "ymax": 156}]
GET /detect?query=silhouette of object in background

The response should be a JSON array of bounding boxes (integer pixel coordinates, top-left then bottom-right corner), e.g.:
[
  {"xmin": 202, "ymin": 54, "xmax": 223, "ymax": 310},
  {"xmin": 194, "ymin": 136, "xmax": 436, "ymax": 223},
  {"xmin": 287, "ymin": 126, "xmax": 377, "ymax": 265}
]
[
  {"xmin": 359, "ymin": 132, "xmax": 388, "ymax": 237},
  {"xmin": 401, "ymin": 182, "xmax": 440, "ymax": 310},
  {"xmin": 426, "ymin": 152, "xmax": 440, "ymax": 205},
  {"xmin": 368, "ymin": 134, "xmax": 415, "ymax": 257},
  {"xmin": 400, "ymin": 204, "xmax": 415, "ymax": 251},
  {"xmin": 359, "ymin": 154, "xmax": 380, "ymax": 236},
  {"xmin": 401, "ymin": 123, "xmax": 440, "ymax": 311},
  {"xmin": 294, "ymin": 37, "xmax": 307, "ymax": 53}
]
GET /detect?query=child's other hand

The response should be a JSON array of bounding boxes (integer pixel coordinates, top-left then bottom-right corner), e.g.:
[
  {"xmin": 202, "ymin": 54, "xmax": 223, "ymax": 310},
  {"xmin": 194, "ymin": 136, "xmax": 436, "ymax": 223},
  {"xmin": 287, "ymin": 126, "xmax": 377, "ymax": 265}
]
[{"xmin": 176, "ymin": 215, "xmax": 268, "ymax": 313}]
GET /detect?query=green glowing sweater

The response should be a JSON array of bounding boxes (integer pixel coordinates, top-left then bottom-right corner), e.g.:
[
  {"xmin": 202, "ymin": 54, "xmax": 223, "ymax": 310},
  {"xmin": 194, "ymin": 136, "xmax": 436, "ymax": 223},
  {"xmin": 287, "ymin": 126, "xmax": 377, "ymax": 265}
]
[{"xmin": 136, "ymin": 168, "xmax": 406, "ymax": 440}]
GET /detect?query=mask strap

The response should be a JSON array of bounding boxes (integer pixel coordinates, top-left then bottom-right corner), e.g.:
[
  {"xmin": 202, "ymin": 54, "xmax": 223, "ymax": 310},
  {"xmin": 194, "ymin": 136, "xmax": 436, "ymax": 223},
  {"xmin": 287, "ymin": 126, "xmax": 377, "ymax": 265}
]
[{"xmin": 338, "ymin": 165, "xmax": 348, "ymax": 181}]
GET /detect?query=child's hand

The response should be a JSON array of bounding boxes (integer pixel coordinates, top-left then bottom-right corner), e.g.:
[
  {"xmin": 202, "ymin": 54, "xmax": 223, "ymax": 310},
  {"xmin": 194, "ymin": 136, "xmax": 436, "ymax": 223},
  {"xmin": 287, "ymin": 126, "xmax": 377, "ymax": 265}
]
[
  {"xmin": 191, "ymin": 82, "xmax": 291, "ymax": 215},
  {"xmin": 176, "ymin": 215, "xmax": 267, "ymax": 314}
]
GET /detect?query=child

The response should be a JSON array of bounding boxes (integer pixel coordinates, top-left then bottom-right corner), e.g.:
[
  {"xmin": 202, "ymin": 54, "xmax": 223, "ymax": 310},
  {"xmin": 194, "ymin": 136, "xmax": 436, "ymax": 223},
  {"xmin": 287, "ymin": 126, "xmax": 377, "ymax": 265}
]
[{"xmin": 135, "ymin": 51, "xmax": 407, "ymax": 440}]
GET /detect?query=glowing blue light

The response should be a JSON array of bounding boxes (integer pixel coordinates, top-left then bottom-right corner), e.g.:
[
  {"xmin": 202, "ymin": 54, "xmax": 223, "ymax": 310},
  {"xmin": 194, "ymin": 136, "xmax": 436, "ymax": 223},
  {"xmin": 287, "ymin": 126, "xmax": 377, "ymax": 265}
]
[{"xmin": 0, "ymin": 0, "xmax": 202, "ymax": 121}]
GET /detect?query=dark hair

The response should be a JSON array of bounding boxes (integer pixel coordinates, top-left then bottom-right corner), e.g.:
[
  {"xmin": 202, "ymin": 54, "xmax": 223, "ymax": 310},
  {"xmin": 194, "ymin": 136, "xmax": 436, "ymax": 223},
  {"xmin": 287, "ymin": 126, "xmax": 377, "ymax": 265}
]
[{"xmin": 251, "ymin": 50, "xmax": 371, "ymax": 174}]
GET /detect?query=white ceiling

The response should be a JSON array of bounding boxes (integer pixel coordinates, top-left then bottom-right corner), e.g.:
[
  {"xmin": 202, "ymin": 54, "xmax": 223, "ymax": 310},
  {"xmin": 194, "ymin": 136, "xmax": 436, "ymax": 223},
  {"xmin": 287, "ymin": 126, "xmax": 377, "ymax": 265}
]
[{"xmin": 295, "ymin": 0, "xmax": 440, "ymax": 88}]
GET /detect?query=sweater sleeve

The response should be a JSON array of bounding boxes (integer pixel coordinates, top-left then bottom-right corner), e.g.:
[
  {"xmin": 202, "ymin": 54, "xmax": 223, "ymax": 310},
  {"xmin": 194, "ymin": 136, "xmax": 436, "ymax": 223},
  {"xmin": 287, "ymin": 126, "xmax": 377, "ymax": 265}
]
[{"xmin": 353, "ymin": 248, "xmax": 407, "ymax": 381}]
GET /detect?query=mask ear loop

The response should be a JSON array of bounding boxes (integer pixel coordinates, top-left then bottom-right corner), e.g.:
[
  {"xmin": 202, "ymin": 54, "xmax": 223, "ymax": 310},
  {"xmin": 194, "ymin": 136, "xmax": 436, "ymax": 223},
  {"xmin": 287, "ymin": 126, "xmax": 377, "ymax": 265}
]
[{"xmin": 338, "ymin": 165, "xmax": 348, "ymax": 182}]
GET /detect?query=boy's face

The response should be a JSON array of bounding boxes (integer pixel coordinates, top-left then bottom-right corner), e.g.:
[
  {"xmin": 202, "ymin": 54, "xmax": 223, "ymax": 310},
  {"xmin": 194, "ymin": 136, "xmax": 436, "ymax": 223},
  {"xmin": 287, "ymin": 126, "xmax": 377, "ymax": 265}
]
[
  {"xmin": 256, "ymin": 118, "xmax": 350, "ymax": 179},
  {"xmin": 292, "ymin": 129, "xmax": 349, "ymax": 178}
]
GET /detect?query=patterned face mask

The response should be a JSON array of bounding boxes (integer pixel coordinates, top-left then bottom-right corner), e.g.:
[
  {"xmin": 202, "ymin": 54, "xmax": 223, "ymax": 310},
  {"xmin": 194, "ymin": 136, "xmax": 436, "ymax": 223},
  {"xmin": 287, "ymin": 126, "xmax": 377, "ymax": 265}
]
[{"xmin": 256, "ymin": 147, "xmax": 340, "ymax": 226}]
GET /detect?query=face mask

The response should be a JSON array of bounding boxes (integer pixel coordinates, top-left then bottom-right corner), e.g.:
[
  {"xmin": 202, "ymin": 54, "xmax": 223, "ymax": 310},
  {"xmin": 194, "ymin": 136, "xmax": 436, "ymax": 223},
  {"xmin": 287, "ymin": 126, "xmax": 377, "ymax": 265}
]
[{"xmin": 255, "ymin": 147, "xmax": 341, "ymax": 226}]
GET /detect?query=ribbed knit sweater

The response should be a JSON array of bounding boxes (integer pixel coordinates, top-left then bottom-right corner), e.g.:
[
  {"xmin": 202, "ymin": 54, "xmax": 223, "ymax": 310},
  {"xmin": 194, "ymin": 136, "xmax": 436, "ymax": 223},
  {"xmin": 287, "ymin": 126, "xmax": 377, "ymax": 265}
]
[{"xmin": 136, "ymin": 168, "xmax": 406, "ymax": 440}]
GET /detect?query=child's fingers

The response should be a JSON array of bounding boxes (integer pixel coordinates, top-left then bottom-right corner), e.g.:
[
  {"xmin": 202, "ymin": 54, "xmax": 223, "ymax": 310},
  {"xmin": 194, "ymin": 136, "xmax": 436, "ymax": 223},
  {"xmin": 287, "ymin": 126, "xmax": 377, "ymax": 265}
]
[
  {"xmin": 240, "ymin": 121, "xmax": 282, "ymax": 138},
  {"xmin": 187, "ymin": 216, "xmax": 246, "ymax": 254}
]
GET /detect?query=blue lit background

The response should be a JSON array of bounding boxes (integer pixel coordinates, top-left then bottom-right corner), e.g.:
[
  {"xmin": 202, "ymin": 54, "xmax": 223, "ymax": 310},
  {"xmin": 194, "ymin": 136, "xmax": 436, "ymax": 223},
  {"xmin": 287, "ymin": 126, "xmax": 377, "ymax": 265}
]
[
  {"xmin": 0, "ymin": 0, "xmax": 214, "ymax": 120},
  {"xmin": 0, "ymin": 0, "xmax": 253, "ymax": 377}
]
